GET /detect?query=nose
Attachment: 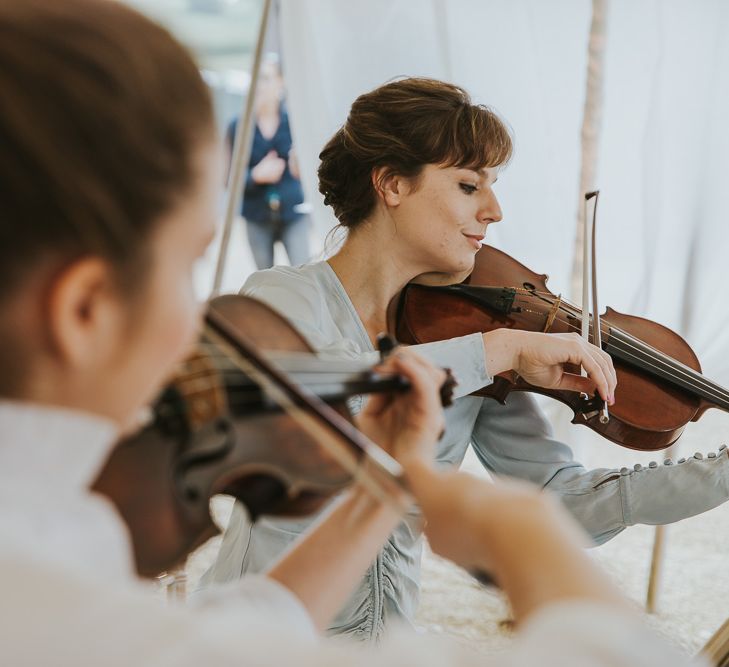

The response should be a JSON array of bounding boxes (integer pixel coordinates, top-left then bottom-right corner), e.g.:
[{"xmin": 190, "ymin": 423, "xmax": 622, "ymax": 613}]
[{"xmin": 478, "ymin": 187, "xmax": 503, "ymax": 226}]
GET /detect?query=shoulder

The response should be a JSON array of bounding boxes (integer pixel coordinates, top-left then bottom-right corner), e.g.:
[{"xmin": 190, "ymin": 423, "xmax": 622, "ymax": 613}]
[
  {"xmin": 241, "ymin": 262, "xmax": 331, "ymax": 322},
  {"xmin": 241, "ymin": 262, "xmax": 326, "ymax": 297}
]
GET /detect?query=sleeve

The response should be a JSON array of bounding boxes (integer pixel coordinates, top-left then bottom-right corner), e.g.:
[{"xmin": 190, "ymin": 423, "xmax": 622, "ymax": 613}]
[
  {"xmin": 291, "ymin": 602, "xmax": 702, "ymax": 667},
  {"xmin": 2, "ymin": 556, "xmax": 703, "ymax": 666},
  {"xmin": 495, "ymin": 602, "xmax": 704, "ymax": 667},
  {"xmin": 0, "ymin": 557, "xmax": 318, "ymax": 666},
  {"xmin": 191, "ymin": 574, "xmax": 316, "ymax": 642},
  {"xmin": 242, "ymin": 269, "xmax": 492, "ymax": 398},
  {"xmin": 470, "ymin": 392, "xmax": 729, "ymax": 544}
]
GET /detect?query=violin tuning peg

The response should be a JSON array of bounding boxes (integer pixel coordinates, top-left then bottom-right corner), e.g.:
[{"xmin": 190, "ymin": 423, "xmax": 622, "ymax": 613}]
[
  {"xmin": 708, "ymin": 452, "xmax": 717, "ymax": 459},
  {"xmin": 693, "ymin": 452, "xmax": 704, "ymax": 460},
  {"xmin": 648, "ymin": 461, "xmax": 657, "ymax": 468}
]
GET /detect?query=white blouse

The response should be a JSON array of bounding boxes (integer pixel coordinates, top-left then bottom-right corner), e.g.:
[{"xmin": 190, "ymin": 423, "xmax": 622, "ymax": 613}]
[
  {"xmin": 204, "ymin": 260, "xmax": 729, "ymax": 642},
  {"xmin": 0, "ymin": 402, "xmax": 703, "ymax": 666}
]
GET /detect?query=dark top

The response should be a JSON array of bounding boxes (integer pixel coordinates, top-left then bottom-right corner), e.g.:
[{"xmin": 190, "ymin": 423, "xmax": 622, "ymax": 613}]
[{"xmin": 228, "ymin": 106, "xmax": 305, "ymax": 224}]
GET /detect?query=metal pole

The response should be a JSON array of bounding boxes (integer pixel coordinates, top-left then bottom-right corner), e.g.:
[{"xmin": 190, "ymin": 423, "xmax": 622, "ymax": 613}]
[{"xmin": 211, "ymin": 0, "xmax": 274, "ymax": 296}]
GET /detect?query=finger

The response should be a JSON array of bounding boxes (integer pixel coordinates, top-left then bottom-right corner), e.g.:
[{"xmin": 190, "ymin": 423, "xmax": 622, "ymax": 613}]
[
  {"xmin": 360, "ymin": 391, "xmax": 391, "ymax": 418},
  {"xmin": 590, "ymin": 346, "xmax": 617, "ymax": 403},
  {"xmin": 389, "ymin": 353, "xmax": 445, "ymax": 408},
  {"xmin": 569, "ymin": 342, "xmax": 610, "ymax": 401},
  {"xmin": 393, "ymin": 353, "xmax": 447, "ymax": 402},
  {"xmin": 583, "ymin": 342, "xmax": 617, "ymax": 403},
  {"xmin": 555, "ymin": 372, "xmax": 598, "ymax": 396}
]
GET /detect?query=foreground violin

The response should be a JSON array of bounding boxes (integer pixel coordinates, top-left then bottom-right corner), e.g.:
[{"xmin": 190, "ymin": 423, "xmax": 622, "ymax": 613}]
[
  {"xmin": 397, "ymin": 245, "xmax": 729, "ymax": 452},
  {"xmin": 94, "ymin": 294, "xmax": 455, "ymax": 577}
]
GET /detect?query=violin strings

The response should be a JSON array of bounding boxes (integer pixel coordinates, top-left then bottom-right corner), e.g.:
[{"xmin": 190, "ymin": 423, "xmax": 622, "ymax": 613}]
[
  {"xmin": 171, "ymin": 343, "xmax": 405, "ymax": 407},
  {"xmin": 174, "ymin": 292, "xmax": 729, "ymax": 412},
  {"xmin": 510, "ymin": 294, "xmax": 729, "ymax": 407},
  {"xmin": 513, "ymin": 292, "xmax": 729, "ymax": 402},
  {"xmin": 198, "ymin": 343, "xmax": 381, "ymax": 376}
]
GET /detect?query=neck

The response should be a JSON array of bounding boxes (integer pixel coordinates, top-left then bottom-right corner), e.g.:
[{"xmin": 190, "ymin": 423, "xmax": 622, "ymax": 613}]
[
  {"xmin": 327, "ymin": 221, "xmax": 428, "ymax": 342},
  {"xmin": 256, "ymin": 101, "xmax": 280, "ymax": 118}
]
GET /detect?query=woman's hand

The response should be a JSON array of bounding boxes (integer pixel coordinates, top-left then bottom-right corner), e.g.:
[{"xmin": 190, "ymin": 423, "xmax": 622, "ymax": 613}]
[
  {"xmin": 251, "ymin": 150, "xmax": 286, "ymax": 184},
  {"xmin": 405, "ymin": 463, "xmax": 627, "ymax": 623},
  {"xmin": 484, "ymin": 329, "xmax": 617, "ymax": 403},
  {"xmin": 354, "ymin": 349, "xmax": 446, "ymax": 468},
  {"xmin": 405, "ymin": 464, "xmax": 559, "ymax": 572}
]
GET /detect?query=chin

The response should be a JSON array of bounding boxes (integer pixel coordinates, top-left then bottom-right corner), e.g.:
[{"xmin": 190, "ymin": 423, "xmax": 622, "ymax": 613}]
[
  {"xmin": 422, "ymin": 256, "xmax": 474, "ymax": 284},
  {"xmin": 448, "ymin": 253, "xmax": 476, "ymax": 274}
]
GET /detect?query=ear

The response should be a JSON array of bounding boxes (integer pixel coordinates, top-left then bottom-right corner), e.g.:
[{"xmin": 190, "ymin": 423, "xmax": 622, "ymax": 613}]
[
  {"xmin": 47, "ymin": 257, "xmax": 124, "ymax": 371},
  {"xmin": 371, "ymin": 167, "xmax": 406, "ymax": 209}
]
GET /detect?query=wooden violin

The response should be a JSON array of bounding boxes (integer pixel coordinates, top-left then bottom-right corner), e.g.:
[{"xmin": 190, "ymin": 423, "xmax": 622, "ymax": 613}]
[
  {"xmin": 396, "ymin": 244, "xmax": 729, "ymax": 452},
  {"xmin": 94, "ymin": 294, "xmax": 455, "ymax": 578}
]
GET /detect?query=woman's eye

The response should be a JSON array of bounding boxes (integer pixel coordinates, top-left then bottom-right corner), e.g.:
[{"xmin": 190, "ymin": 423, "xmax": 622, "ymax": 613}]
[{"xmin": 459, "ymin": 183, "xmax": 478, "ymax": 194}]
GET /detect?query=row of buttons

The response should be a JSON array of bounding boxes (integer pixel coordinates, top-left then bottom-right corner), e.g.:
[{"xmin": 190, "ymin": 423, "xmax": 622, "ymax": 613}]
[{"xmin": 619, "ymin": 444, "xmax": 727, "ymax": 475}]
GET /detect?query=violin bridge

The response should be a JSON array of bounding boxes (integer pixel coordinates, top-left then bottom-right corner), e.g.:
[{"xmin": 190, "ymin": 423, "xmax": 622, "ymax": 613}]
[{"xmin": 543, "ymin": 294, "xmax": 562, "ymax": 333}]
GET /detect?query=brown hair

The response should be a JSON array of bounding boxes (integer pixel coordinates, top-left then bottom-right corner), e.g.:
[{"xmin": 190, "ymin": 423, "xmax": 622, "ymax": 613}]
[
  {"xmin": 0, "ymin": 0, "xmax": 215, "ymax": 300},
  {"xmin": 318, "ymin": 77, "xmax": 513, "ymax": 229}
]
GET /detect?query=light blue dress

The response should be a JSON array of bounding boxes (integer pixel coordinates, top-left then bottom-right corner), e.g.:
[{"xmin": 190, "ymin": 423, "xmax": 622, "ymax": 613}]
[{"xmin": 200, "ymin": 261, "xmax": 729, "ymax": 641}]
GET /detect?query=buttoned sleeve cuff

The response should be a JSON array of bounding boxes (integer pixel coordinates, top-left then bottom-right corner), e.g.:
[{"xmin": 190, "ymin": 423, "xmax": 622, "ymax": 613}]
[{"xmin": 410, "ymin": 332, "xmax": 491, "ymax": 398}]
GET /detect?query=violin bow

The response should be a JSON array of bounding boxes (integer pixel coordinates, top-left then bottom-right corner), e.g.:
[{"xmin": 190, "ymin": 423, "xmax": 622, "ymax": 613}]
[
  {"xmin": 204, "ymin": 307, "xmax": 413, "ymax": 514},
  {"xmin": 582, "ymin": 190, "xmax": 610, "ymax": 424}
]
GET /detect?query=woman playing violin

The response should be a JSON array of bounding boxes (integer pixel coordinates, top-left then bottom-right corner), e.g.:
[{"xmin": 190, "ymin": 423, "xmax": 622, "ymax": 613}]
[
  {"xmin": 0, "ymin": 2, "xmax": 708, "ymax": 665},
  {"xmin": 204, "ymin": 76, "xmax": 729, "ymax": 640}
]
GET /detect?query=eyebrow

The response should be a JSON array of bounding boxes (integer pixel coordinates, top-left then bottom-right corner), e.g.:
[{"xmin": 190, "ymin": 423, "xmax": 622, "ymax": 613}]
[{"xmin": 467, "ymin": 167, "xmax": 498, "ymax": 183}]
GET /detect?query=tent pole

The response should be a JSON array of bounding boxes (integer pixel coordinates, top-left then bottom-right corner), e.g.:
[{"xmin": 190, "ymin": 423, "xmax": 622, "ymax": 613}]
[
  {"xmin": 211, "ymin": 0, "xmax": 274, "ymax": 296},
  {"xmin": 570, "ymin": 0, "xmax": 608, "ymax": 301}
]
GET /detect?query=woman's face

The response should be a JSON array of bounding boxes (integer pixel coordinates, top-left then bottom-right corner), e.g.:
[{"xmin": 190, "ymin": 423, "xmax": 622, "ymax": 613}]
[
  {"xmin": 101, "ymin": 140, "xmax": 222, "ymax": 427},
  {"xmin": 390, "ymin": 163, "xmax": 503, "ymax": 276},
  {"xmin": 256, "ymin": 61, "xmax": 284, "ymax": 109}
]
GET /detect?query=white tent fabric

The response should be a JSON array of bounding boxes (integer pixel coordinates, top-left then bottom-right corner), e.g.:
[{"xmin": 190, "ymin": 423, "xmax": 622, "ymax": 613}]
[
  {"xmin": 596, "ymin": 0, "xmax": 729, "ymax": 383},
  {"xmin": 278, "ymin": 0, "xmax": 729, "ymax": 457}
]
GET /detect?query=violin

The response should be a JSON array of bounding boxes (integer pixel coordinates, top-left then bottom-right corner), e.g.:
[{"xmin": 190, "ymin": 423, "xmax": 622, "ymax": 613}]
[
  {"xmin": 396, "ymin": 244, "xmax": 729, "ymax": 452},
  {"xmin": 94, "ymin": 294, "xmax": 455, "ymax": 577}
]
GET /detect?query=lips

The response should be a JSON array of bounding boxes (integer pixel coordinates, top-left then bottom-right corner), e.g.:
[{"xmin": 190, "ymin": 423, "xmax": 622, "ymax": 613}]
[{"xmin": 462, "ymin": 233, "xmax": 485, "ymax": 250}]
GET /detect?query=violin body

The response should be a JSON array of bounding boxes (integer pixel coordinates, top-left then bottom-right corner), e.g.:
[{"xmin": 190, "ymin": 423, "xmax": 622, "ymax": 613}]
[
  {"xmin": 397, "ymin": 245, "xmax": 728, "ymax": 452},
  {"xmin": 94, "ymin": 295, "xmax": 355, "ymax": 577}
]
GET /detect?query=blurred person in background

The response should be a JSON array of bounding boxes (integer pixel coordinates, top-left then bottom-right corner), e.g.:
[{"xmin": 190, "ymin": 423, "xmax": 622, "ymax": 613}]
[{"xmin": 229, "ymin": 54, "xmax": 311, "ymax": 269}]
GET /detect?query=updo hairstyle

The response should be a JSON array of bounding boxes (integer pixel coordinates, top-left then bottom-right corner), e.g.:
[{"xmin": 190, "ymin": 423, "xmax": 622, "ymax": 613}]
[{"xmin": 317, "ymin": 77, "xmax": 512, "ymax": 229}]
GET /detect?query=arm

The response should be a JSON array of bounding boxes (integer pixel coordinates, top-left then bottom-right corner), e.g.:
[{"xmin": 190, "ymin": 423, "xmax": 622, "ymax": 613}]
[
  {"xmin": 264, "ymin": 487, "xmax": 401, "ymax": 633},
  {"xmin": 470, "ymin": 392, "xmax": 729, "ymax": 543},
  {"xmin": 242, "ymin": 270, "xmax": 616, "ymax": 401},
  {"xmin": 405, "ymin": 462, "xmax": 625, "ymax": 621}
]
